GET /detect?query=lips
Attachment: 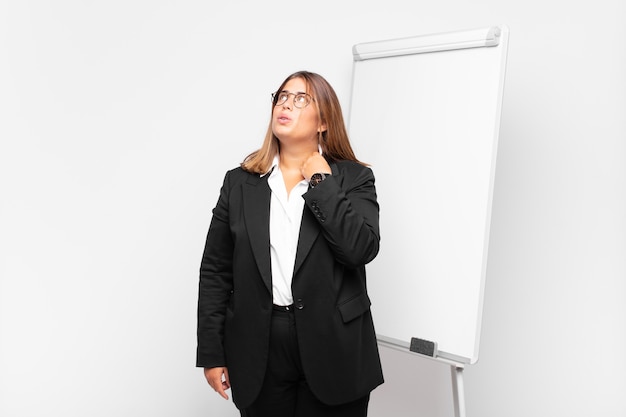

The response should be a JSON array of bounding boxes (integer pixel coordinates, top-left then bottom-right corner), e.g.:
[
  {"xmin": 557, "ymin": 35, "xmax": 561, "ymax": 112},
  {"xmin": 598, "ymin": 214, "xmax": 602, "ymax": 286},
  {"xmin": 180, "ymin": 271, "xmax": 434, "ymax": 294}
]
[{"xmin": 277, "ymin": 113, "xmax": 291, "ymax": 123}]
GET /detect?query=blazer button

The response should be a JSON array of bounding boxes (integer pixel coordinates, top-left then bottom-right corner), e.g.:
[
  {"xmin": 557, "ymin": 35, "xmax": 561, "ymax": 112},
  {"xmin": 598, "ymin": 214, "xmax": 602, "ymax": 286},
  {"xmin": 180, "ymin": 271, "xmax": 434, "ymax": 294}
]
[{"xmin": 296, "ymin": 299, "xmax": 304, "ymax": 310}]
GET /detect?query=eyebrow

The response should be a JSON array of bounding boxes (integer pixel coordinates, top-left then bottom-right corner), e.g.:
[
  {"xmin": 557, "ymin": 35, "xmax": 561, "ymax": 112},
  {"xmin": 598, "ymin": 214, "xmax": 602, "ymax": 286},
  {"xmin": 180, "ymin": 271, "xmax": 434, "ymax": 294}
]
[{"xmin": 280, "ymin": 89, "xmax": 308, "ymax": 95}]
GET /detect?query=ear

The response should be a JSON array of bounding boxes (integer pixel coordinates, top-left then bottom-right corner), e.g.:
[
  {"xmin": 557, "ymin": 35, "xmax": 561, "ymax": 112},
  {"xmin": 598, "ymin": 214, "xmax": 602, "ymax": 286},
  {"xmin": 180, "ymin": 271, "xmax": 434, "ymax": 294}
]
[{"xmin": 318, "ymin": 122, "xmax": 327, "ymax": 133}]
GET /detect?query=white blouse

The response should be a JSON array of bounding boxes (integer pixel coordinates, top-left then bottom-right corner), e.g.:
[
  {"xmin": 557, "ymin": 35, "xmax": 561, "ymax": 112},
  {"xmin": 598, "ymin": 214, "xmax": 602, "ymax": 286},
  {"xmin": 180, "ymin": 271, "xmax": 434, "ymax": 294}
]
[{"xmin": 266, "ymin": 158, "xmax": 308, "ymax": 306}]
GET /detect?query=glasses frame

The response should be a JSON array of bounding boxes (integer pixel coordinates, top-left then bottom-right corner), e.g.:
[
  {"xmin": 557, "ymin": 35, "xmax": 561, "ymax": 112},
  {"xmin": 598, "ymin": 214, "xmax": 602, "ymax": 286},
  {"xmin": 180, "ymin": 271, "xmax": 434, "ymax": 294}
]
[{"xmin": 271, "ymin": 91, "xmax": 315, "ymax": 109}]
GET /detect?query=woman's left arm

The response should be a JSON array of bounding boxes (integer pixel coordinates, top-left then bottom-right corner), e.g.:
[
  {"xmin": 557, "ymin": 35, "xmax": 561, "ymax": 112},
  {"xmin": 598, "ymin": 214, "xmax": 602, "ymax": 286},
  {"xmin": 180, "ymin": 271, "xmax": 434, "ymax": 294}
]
[{"xmin": 302, "ymin": 163, "xmax": 380, "ymax": 268}]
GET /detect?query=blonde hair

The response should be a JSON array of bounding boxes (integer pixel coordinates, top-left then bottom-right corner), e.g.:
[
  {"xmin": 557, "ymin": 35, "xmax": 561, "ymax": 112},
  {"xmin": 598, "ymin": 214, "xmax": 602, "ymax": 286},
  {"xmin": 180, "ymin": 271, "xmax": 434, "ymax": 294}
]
[{"xmin": 241, "ymin": 71, "xmax": 364, "ymax": 174}]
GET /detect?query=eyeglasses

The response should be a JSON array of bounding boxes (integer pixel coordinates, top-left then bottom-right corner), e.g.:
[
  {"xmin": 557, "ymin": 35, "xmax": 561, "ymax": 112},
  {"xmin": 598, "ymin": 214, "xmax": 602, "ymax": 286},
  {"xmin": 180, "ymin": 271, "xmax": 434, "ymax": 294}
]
[{"xmin": 271, "ymin": 91, "xmax": 314, "ymax": 109}]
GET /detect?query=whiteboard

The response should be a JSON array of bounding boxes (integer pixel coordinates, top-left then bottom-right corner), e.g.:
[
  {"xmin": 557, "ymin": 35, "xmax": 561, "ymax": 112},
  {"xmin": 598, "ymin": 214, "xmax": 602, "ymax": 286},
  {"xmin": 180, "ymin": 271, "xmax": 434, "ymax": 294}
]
[{"xmin": 348, "ymin": 26, "xmax": 509, "ymax": 364}]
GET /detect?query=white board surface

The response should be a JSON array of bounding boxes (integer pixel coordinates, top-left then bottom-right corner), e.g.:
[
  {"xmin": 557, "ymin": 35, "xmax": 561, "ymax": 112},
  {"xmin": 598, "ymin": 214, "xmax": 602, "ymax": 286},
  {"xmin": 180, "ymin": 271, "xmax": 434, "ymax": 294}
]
[{"xmin": 349, "ymin": 26, "xmax": 509, "ymax": 364}]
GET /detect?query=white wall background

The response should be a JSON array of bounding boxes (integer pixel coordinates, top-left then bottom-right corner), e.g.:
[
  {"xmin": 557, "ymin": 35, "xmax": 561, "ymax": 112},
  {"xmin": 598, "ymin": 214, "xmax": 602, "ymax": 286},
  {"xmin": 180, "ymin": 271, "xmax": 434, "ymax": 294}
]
[{"xmin": 1, "ymin": 1, "xmax": 624, "ymax": 416}]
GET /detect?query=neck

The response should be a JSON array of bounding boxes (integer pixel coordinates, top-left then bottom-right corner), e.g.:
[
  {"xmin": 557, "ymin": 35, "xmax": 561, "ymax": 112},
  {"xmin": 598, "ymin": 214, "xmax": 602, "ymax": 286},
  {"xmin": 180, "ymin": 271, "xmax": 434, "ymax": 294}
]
[{"xmin": 279, "ymin": 141, "xmax": 318, "ymax": 171}]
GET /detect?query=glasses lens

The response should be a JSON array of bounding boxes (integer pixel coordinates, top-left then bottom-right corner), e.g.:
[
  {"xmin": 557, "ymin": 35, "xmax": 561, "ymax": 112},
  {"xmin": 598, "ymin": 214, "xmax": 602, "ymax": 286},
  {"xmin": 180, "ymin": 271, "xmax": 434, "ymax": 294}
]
[
  {"xmin": 272, "ymin": 92, "xmax": 286, "ymax": 106},
  {"xmin": 293, "ymin": 93, "xmax": 310, "ymax": 108}
]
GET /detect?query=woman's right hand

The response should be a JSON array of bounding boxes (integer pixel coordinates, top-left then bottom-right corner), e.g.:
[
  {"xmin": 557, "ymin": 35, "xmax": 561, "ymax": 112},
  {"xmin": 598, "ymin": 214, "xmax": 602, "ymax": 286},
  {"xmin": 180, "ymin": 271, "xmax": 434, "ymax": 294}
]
[{"xmin": 204, "ymin": 367, "xmax": 231, "ymax": 400}]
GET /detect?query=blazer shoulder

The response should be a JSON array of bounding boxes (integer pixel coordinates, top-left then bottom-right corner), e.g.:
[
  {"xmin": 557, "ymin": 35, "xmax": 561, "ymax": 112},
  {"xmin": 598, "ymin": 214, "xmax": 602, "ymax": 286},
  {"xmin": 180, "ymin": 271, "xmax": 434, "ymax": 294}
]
[
  {"xmin": 222, "ymin": 166, "xmax": 262, "ymax": 187},
  {"xmin": 332, "ymin": 160, "xmax": 375, "ymax": 182},
  {"xmin": 333, "ymin": 159, "xmax": 372, "ymax": 172},
  {"xmin": 224, "ymin": 166, "xmax": 248, "ymax": 179}
]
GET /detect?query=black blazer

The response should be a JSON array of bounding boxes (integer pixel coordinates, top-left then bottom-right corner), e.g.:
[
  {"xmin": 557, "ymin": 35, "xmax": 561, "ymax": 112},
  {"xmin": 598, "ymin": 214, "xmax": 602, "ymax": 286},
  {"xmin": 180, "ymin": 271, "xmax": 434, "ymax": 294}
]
[{"xmin": 197, "ymin": 159, "xmax": 384, "ymax": 409}]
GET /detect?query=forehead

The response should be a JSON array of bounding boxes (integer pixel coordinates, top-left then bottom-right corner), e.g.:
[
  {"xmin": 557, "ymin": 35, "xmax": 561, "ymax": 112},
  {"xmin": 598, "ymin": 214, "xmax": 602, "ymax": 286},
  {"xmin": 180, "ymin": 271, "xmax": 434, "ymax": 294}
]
[{"xmin": 281, "ymin": 77, "xmax": 308, "ymax": 93}]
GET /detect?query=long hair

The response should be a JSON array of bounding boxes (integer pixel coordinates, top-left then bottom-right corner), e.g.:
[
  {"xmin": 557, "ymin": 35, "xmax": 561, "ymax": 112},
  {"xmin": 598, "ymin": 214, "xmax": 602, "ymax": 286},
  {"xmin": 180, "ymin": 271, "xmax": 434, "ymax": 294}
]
[{"xmin": 241, "ymin": 71, "xmax": 364, "ymax": 174}]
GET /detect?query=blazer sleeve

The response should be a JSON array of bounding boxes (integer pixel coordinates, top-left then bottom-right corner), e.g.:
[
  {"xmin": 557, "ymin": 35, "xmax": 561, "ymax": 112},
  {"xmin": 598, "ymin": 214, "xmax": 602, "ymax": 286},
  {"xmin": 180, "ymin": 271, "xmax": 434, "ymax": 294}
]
[
  {"xmin": 196, "ymin": 170, "xmax": 235, "ymax": 368},
  {"xmin": 302, "ymin": 162, "xmax": 380, "ymax": 268}
]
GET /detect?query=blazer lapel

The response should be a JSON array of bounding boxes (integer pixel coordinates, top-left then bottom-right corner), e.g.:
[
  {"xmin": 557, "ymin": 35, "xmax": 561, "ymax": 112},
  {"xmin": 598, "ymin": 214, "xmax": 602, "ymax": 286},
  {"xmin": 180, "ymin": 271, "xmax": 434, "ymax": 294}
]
[
  {"xmin": 293, "ymin": 161, "xmax": 339, "ymax": 276},
  {"xmin": 293, "ymin": 207, "xmax": 319, "ymax": 276},
  {"xmin": 243, "ymin": 176, "xmax": 272, "ymax": 294}
]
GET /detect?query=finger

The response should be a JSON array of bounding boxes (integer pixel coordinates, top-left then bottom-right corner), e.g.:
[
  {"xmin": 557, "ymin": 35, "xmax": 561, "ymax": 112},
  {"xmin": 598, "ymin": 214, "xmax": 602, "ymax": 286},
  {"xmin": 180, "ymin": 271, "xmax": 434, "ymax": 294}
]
[
  {"xmin": 204, "ymin": 368, "xmax": 230, "ymax": 400},
  {"xmin": 209, "ymin": 375, "xmax": 229, "ymax": 400},
  {"xmin": 215, "ymin": 384, "xmax": 229, "ymax": 400},
  {"xmin": 213, "ymin": 376, "xmax": 229, "ymax": 399},
  {"xmin": 223, "ymin": 368, "xmax": 231, "ymax": 389}
]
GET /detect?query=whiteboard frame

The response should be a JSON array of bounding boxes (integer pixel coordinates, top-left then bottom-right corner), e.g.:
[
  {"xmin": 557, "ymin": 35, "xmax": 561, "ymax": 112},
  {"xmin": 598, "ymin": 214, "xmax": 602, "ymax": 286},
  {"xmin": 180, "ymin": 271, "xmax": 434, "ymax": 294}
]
[
  {"xmin": 349, "ymin": 26, "xmax": 509, "ymax": 365},
  {"xmin": 352, "ymin": 26, "xmax": 502, "ymax": 61}
]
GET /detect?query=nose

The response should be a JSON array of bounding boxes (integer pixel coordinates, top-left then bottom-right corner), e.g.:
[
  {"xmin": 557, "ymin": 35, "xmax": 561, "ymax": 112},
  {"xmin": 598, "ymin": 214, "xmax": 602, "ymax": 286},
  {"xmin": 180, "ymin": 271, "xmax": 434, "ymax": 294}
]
[{"xmin": 282, "ymin": 99, "xmax": 293, "ymax": 110}]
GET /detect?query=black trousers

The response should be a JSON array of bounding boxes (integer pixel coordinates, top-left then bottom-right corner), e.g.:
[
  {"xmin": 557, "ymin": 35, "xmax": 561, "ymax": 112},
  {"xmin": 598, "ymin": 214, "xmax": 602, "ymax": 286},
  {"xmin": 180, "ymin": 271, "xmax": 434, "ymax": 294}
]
[{"xmin": 240, "ymin": 307, "xmax": 370, "ymax": 417}]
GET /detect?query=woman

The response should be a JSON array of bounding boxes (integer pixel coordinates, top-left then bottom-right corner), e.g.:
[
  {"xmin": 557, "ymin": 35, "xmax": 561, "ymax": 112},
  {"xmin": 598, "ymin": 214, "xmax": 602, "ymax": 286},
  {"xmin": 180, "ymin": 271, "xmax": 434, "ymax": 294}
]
[{"xmin": 197, "ymin": 71, "xmax": 383, "ymax": 417}]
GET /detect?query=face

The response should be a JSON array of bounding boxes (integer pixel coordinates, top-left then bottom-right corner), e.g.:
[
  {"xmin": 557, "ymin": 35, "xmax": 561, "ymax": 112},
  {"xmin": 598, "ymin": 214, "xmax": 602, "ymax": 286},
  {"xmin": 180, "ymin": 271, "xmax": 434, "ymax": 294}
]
[{"xmin": 271, "ymin": 77, "xmax": 326, "ymax": 148}]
